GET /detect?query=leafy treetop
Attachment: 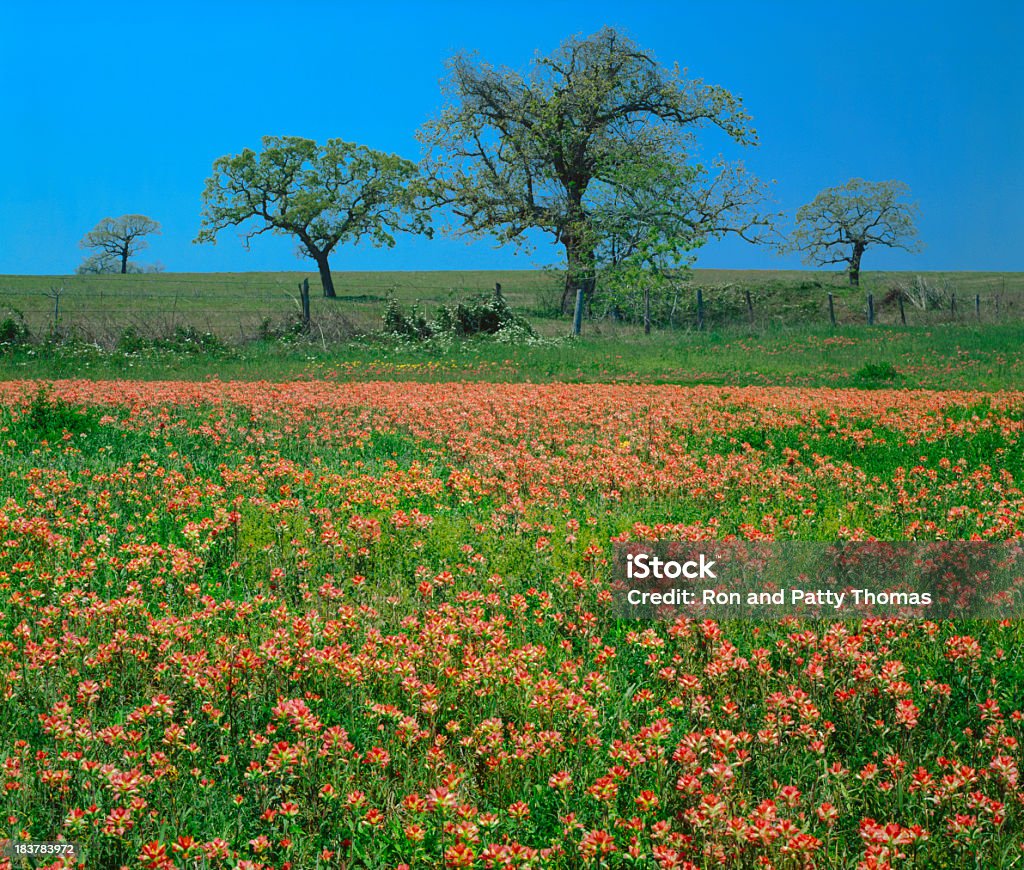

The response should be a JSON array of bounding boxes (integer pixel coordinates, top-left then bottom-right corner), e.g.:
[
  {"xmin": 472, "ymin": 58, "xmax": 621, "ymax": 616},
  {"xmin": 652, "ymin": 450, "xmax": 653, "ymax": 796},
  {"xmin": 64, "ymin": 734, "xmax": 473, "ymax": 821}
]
[
  {"xmin": 196, "ymin": 136, "xmax": 431, "ymax": 297},
  {"xmin": 420, "ymin": 26, "xmax": 774, "ymax": 313}
]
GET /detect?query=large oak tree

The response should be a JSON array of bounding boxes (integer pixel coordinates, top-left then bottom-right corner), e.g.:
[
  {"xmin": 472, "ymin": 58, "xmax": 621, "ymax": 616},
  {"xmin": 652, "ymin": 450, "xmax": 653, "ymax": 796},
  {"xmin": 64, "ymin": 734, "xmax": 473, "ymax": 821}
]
[
  {"xmin": 419, "ymin": 27, "xmax": 774, "ymax": 313},
  {"xmin": 196, "ymin": 136, "xmax": 431, "ymax": 298}
]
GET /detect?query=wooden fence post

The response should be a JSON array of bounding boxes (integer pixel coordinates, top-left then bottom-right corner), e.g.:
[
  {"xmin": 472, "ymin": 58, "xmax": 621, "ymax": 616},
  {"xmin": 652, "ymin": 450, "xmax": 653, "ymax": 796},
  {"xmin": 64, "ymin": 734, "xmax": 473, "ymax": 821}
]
[
  {"xmin": 572, "ymin": 288, "xmax": 584, "ymax": 336},
  {"xmin": 696, "ymin": 288, "xmax": 704, "ymax": 331},
  {"xmin": 975, "ymin": 293, "xmax": 981, "ymax": 320},
  {"xmin": 299, "ymin": 278, "xmax": 310, "ymax": 332},
  {"xmin": 45, "ymin": 285, "xmax": 64, "ymax": 334},
  {"xmin": 867, "ymin": 293, "xmax": 874, "ymax": 326},
  {"xmin": 745, "ymin": 289, "xmax": 754, "ymax": 327},
  {"xmin": 494, "ymin": 282, "xmax": 502, "ymax": 300},
  {"xmin": 951, "ymin": 293, "xmax": 957, "ymax": 318},
  {"xmin": 898, "ymin": 293, "xmax": 906, "ymax": 325},
  {"xmin": 828, "ymin": 292, "xmax": 836, "ymax": 327},
  {"xmin": 643, "ymin": 287, "xmax": 651, "ymax": 335}
]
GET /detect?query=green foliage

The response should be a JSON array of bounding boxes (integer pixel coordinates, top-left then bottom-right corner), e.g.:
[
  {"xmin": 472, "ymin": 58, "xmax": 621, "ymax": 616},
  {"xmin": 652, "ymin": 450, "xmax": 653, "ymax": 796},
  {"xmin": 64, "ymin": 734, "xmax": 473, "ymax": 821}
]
[
  {"xmin": 160, "ymin": 326, "xmax": 228, "ymax": 355},
  {"xmin": 854, "ymin": 361, "xmax": 900, "ymax": 384},
  {"xmin": 444, "ymin": 292, "xmax": 524, "ymax": 337},
  {"xmin": 257, "ymin": 315, "xmax": 308, "ymax": 342},
  {"xmin": 383, "ymin": 291, "xmax": 535, "ymax": 341},
  {"xmin": 115, "ymin": 326, "xmax": 149, "ymax": 354},
  {"xmin": 591, "ymin": 157, "xmax": 703, "ymax": 327},
  {"xmin": 0, "ymin": 309, "xmax": 30, "ymax": 348},
  {"xmin": 419, "ymin": 27, "xmax": 775, "ymax": 311},
  {"xmin": 196, "ymin": 136, "xmax": 433, "ymax": 297},
  {"xmin": 383, "ymin": 299, "xmax": 434, "ymax": 340},
  {"xmin": 13, "ymin": 384, "xmax": 104, "ymax": 441},
  {"xmin": 117, "ymin": 325, "xmax": 231, "ymax": 356}
]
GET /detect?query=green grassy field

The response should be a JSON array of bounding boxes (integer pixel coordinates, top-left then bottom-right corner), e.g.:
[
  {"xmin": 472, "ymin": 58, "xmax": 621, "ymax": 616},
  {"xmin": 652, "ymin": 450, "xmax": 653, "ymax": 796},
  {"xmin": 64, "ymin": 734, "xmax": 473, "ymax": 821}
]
[
  {"xmin": 1, "ymin": 269, "xmax": 1022, "ymax": 391},
  {"xmin": 1, "ymin": 323, "xmax": 1022, "ymax": 392},
  {"xmin": 2, "ymin": 268, "xmax": 1022, "ymax": 340}
]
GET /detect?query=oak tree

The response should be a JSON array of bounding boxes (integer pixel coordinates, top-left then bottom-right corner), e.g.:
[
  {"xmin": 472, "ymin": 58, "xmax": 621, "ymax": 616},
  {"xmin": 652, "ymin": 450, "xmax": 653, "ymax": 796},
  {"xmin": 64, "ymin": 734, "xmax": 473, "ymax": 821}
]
[
  {"xmin": 196, "ymin": 136, "xmax": 431, "ymax": 298},
  {"xmin": 79, "ymin": 214, "xmax": 160, "ymax": 274},
  {"xmin": 419, "ymin": 27, "xmax": 774, "ymax": 314},
  {"xmin": 789, "ymin": 178, "xmax": 923, "ymax": 286}
]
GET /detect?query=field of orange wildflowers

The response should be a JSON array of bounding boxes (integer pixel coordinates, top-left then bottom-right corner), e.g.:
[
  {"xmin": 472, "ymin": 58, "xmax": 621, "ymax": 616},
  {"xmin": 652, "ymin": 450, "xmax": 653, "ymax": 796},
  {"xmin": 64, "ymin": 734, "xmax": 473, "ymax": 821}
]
[{"xmin": 0, "ymin": 380, "xmax": 1022, "ymax": 869}]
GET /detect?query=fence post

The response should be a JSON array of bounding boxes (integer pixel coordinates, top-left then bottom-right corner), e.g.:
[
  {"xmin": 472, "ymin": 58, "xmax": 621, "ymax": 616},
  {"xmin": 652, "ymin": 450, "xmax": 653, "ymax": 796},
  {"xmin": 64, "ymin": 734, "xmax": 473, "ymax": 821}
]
[
  {"xmin": 975, "ymin": 293, "xmax": 981, "ymax": 320},
  {"xmin": 898, "ymin": 293, "xmax": 906, "ymax": 326},
  {"xmin": 828, "ymin": 292, "xmax": 836, "ymax": 327},
  {"xmin": 745, "ymin": 289, "xmax": 754, "ymax": 327},
  {"xmin": 951, "ymin": 293, "xmax": 957, "ymax": 318},
  {"xmin": 643, "ymin": 287, "xmax": 651, "ymax": 335},
  {"xmin": 45, "ymin": 285, "xmax": 64, "ymax": 334},
  {"xmin": 299, "ymin": 278, "xmax": 311, "ymax": 332},
  {"xmin": 494, "ymin": 282, "xmax": 502, "ymax": 300},
  {"xmin": 867, "ymin": 293, "xmax": 874, "ymax": 326},
  {"xmin": 572, "ymin": 288, "xmax": 584, "ymax": 336},
  {"xmin": 696, "ymin": 288, "xmax": 704, "ymax": 331}
]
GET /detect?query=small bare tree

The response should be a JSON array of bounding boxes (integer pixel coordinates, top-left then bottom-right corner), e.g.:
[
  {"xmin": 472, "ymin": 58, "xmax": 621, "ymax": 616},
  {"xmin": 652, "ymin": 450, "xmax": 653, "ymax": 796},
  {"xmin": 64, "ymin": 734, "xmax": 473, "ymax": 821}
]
[
  {"xmin": 79, "ymin": 215, "xmax": 161, "ymax": 274},
  {"xmin": 787, "ymin": 179, "xmax": 923, "ymax": 286}
]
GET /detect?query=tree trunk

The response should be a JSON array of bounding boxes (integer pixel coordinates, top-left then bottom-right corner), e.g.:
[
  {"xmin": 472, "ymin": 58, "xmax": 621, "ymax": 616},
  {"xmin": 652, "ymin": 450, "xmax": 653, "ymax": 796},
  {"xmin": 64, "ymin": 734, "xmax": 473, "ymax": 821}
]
[
  {"xmin": 848, "ymin": 242, "xmax": 865, "ymax": 287},
  {"xmin": 560, "ymin": 231, "xmax": 596, "ymax": 316},
  {"xmin": 120, "ymin": 248, "xmax": 128, "ymax": 274},
  {"xmin": 315, "ymin": 254, "xmax": 337, "ymax": 298}
]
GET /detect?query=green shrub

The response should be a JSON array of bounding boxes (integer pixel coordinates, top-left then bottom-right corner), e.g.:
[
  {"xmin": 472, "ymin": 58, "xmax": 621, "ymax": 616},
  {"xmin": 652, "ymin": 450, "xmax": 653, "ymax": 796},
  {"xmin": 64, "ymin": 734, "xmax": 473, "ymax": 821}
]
[
  {"xmin": 855, "ymin": 361, "xmax": 899, "ymax": 383},
  {"xmin": 162, "ymin": 326, "xmax": 228, "ymax": 354},
  {"xmin": 117, "ymin": 326, "xmax": 149, "ymax": 354},
  {"xmin": 383, "ymin": 292, "xmax": 534, "ymax": 341},
  {"xmin": 17, "ymin": 384, "xmax": 103, "ymax": 440},
  {"xmin": 383, "ymin": 299, "xmax": 434, "ymax": 340},
  {"xmin": 117, "ymin": 325, "xmax": 231, "ymax": 356},
  {"xmin": 258, "ymin": 316, "xmax": 307, "ymax": 342},
  {"xmin": 0, "ymin": 310, "xmax": 31, "ymax": 348}
]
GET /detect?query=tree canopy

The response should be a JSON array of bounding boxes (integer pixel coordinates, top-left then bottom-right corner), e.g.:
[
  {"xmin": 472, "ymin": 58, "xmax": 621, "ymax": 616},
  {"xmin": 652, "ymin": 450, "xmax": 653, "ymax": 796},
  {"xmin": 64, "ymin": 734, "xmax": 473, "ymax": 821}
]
[
  {"xmin": 195, "ymin": 136, "xmax": 431, "ymax": 298},
  {"xmin": 79, "ymin": 214, "xmax": 160, "ymax": 274},
  {"xmin": 788, "ymin": 178, "xmax": 923, "ymax": 286},
  {"xmin": 419, "ymin": 26, "xmax": 775, "ymax": 313}
]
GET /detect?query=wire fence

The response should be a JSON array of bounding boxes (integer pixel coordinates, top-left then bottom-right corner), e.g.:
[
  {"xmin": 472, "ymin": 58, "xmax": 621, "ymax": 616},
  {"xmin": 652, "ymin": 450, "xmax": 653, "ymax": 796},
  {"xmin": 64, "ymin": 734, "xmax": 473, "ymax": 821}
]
[{"xmin": 0, "ymin": 273, "xmax": 1020, "ymax": 348}]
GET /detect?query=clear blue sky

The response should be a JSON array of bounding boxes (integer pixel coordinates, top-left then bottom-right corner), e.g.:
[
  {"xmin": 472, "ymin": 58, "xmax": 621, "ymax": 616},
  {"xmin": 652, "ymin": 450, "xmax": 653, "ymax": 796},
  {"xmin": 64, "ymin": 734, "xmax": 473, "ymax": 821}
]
[{"xmin": 1, "ymin": 1, "xmax": 1021, "ymax": 275}]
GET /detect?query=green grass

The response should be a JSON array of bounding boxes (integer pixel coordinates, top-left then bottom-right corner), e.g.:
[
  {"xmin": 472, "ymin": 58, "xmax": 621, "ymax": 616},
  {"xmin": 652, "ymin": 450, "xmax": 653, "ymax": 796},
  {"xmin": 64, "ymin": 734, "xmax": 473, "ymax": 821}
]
[
  {"xmin": 1, "ymin": 322, "xmax": 1023, "ymax": 391},
  {"xmin": 0, "ymin": 269, "xmax": 564, "ymax": 339},
  {"xmin": 1, "ymin": 268, "xmax": 1022, "ymax": 391},
  {"xmin": 2, "ymin": 268, "xmax": 1021, "ymax": 339}
]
